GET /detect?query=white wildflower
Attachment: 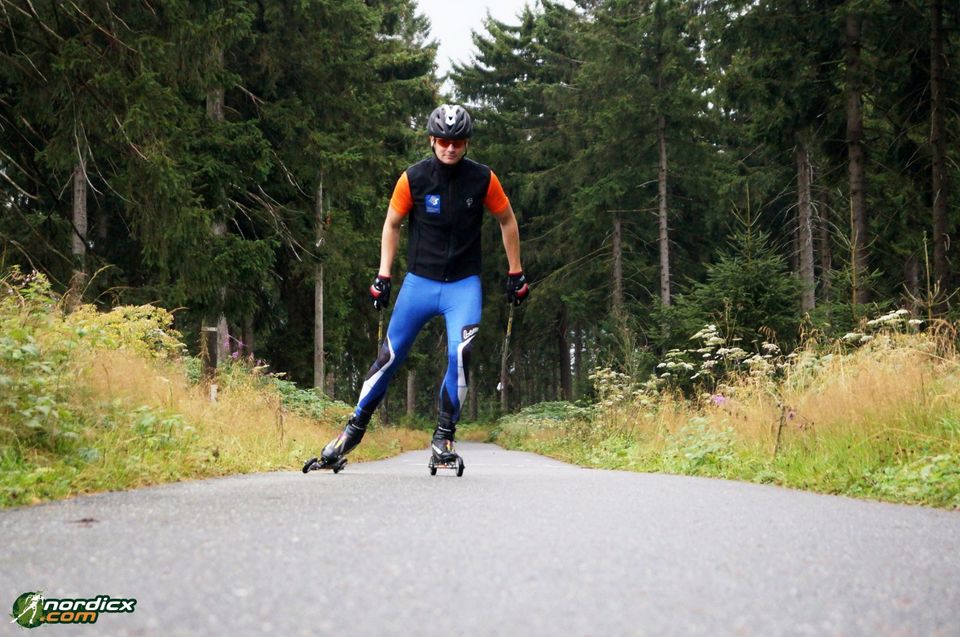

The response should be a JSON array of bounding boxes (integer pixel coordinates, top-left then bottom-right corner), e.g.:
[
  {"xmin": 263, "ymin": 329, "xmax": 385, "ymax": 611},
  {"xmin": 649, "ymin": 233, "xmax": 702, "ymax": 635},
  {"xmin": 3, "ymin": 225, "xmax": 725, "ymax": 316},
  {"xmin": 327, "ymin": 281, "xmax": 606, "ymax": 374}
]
[
  {"xmin": 716, "ymin": 347, "xmax": 748, "ymax": 360},
  {"xmin": 691, "ymin": 325, "xmax": 719, "ymax": 340}
]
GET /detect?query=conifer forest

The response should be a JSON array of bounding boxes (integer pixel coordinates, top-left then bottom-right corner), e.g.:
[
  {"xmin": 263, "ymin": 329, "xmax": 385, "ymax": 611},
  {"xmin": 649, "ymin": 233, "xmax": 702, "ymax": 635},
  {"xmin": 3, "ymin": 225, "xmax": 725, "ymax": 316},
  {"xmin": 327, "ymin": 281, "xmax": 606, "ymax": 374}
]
[{"xmin": 1, "ymin": 0, "xmax": 957, "ymax": 421}]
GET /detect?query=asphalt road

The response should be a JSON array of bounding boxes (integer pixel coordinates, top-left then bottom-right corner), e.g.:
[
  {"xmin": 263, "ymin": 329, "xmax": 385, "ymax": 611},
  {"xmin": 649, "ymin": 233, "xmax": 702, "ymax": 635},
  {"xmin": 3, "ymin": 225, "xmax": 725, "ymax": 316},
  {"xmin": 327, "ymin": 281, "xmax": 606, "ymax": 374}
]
[{"xmin": 2, "ymin": 443, "xmax": 959, "ymax": 637}]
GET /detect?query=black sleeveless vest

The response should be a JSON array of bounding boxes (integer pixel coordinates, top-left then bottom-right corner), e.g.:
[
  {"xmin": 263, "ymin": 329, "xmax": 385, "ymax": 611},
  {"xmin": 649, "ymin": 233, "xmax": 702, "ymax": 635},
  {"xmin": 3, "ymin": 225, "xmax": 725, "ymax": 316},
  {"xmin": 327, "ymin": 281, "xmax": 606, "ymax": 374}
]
[{"xmin": 404, "ymin": 155, "xmax": 493, "ymax": 282}]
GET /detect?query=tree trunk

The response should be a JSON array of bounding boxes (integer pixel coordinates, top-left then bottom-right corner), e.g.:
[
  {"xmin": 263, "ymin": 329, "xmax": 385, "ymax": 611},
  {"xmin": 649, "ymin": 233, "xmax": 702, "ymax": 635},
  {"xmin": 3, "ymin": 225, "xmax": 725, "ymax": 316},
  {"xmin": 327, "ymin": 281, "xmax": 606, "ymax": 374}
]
[
  {"xmin": 558, "ymin": 306, "xmax": 572, "ymax": 401},
  {"xmin": 817, "ymin": 187, "xmax": 833, "ymax": 305},
  {"xmin": 206, "ymin": 44, "xmax": 230, "ymax": 365},
  {"xmin": 325, "ymin": 369, "xmax": 336, "ymax": 401},
  {"xmin": 406, "ymin": 371, "xmax": 416, "ymax": 417},
  {"xmin": 797, "ymin": 138, "xmax": 815, "ymax": 312},
  {"xmin": 212, "ymin": 309, "xmax": 229, "ymax": 369},
  {"xmin": 242, "ymin": 315, "xmax": 254, "ymax": 358},
  {"xmin": 788, "ymin": 213, "xmax": 799, "ymax": 275},
  {"xmin": 574, "ymin": 326, "xmax": 584, "ymax": 399},
  {"xmin": 71, "ymin": 156, "xmax": 87, "ymax": 271},
  {"xmin": 612, "ymin": 214, "xmax": 624, "ymax": 323},
  {"xmin": 846, "ymin": 10, "xmax": 869, "ymax": 305},
  {"xmin": 314, "ymin": 174, "xmax": 326, "ymax": 389},
  {"xmin": 930, "ymin": 0, "xmax": 949, "ymax": 304},
  {"xmin": 657, "ymin": 114, "xmax": 671, "ymax": 307},
  {"xmin": 206, "ymin": 46, "xmax": 225, "ymax": 122},
  {"xmin": 215, "ymin": 295, "xmax": 229, "ymax": 364},
  {"xmin": 468, "ymin": 366, "xmax": 478, "ymax": 421}
]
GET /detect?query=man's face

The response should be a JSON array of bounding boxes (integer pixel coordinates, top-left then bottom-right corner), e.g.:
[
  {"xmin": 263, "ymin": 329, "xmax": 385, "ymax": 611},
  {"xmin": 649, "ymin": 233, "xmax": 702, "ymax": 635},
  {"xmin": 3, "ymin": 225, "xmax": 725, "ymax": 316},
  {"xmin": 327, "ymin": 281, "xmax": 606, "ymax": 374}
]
[{"xmin": 431, "ymin": 136, "xmax": 468, "ymax": 165}]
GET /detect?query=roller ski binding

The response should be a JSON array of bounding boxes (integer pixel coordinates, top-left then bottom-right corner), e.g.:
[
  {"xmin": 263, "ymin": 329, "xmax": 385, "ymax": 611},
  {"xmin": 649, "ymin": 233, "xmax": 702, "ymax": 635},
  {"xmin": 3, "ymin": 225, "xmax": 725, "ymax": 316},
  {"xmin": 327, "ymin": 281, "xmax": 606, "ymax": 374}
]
[
  {"xmin": 302, "ymin": 417, "xmax": 366, "ymax": 475},
  {"xmin": 428, "ymin": 437, "xmax": 465, "ymax": 477}
]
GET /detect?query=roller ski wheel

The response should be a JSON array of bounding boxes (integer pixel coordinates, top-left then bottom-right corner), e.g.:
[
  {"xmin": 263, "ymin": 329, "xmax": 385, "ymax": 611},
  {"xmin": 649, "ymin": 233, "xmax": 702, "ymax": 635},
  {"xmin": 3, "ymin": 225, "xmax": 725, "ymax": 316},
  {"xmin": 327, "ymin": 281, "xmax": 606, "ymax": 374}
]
[
  {"xmin": 302, "ymin": 456, "xmax": 348, "ymax": 474},
  {"xmin": 428, "ymin": 452, "xmax": 465, "ymax": 477}
]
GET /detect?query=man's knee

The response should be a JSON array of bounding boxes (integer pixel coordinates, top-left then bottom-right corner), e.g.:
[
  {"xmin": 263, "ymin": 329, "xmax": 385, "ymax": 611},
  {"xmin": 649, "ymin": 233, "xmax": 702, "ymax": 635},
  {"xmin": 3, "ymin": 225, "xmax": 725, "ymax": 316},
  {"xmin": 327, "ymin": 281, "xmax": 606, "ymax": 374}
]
[{"xmin": 364, "ymin": 337, "xmax": 395, "ymax": 381}]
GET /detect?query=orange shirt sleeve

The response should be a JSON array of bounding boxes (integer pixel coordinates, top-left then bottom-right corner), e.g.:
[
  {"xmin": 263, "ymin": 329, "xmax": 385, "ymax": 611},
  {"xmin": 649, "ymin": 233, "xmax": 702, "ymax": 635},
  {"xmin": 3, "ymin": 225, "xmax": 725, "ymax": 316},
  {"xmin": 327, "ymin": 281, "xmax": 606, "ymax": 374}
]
[
  {"xmin": 389, "ymin": 171, "xmax": 413, "ymax": 217},
  {"xmin": 484, "ymin": 170, "xmax": 510, "ymax": 215}
]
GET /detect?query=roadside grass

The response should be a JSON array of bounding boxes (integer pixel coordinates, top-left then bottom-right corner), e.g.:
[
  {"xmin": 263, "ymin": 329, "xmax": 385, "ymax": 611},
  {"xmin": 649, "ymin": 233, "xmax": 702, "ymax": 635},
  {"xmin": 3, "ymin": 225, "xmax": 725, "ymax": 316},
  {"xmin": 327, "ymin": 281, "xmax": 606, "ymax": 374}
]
[
  {"xmin": 387, "ymin": 413, "xmax": 498, "ymax": 443},
  {"xmin": 452, "ymin": 421, "xmax": 498, "ymax": 442},
  {"xmin": 0, "ymin": 269, "xmax": 428, "ymax": 508},
  {"xmin": 495, "ymin": 323, "xmax": 960, "ymax": 510}
]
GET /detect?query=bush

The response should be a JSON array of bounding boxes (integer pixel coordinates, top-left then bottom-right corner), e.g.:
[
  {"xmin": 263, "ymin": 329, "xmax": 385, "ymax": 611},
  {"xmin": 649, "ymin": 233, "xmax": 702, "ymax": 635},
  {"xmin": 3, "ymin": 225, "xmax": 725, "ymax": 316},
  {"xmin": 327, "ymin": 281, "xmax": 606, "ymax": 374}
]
[
  {"xmin": 652, "ymin": 217, "xmax": 802, "ymax": 354},
  {"xmin": 663, "ymin": 420, "xmax": 736, "ymax": 474},
  {"xmin": 0, "ymin": 269, "xmax": 77, "ymax": 449}
]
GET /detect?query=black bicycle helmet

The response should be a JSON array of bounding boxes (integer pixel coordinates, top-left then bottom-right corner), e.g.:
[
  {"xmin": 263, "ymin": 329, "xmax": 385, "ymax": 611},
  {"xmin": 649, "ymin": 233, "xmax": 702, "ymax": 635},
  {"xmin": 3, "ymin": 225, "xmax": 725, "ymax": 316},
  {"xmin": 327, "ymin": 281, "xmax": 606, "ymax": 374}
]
[{"xmin": 426, "ymin": 104, "xmax": 473, "ymax": 139}]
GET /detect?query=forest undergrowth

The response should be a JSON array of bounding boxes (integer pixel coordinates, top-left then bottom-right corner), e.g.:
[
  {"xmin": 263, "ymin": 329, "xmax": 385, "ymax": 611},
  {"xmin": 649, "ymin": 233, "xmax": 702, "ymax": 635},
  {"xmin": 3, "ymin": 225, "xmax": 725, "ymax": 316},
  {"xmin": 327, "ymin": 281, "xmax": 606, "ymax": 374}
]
[
  {"xmin": 0, "ymin": 269, "xmax": 427, "ymax": 508},
  {"xmin": 496, "ymin": 311, "xmax": 960, "ymax": 509}
]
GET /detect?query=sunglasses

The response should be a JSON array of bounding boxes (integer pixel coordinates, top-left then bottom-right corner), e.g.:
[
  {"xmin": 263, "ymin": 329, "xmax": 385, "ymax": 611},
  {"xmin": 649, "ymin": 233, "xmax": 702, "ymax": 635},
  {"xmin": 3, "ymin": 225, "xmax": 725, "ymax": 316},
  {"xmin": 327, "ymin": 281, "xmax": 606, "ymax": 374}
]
[{"xmin": 434, "ymin": 138, "xmax": 467, "ymax": 149}]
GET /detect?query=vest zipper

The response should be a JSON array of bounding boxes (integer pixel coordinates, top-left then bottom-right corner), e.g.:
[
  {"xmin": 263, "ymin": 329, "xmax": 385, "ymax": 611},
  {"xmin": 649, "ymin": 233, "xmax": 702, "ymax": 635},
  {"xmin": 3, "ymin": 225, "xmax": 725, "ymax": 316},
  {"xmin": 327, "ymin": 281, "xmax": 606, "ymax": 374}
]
[{"xmin": 443, "ymin": 178, "xmax": 454, "ymax": 281}]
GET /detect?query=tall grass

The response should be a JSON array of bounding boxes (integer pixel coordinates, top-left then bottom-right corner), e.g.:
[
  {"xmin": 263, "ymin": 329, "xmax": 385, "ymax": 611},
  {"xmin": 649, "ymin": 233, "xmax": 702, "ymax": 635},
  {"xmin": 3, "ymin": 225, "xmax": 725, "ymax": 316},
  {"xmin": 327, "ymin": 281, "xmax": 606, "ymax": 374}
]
[
  {"xmin": 496, "ymin": 319, "xmax": 960, "ymax": 509},
  {"xmin": 0, "ymin": 269, "xmax": 428, "ymax": 507}
]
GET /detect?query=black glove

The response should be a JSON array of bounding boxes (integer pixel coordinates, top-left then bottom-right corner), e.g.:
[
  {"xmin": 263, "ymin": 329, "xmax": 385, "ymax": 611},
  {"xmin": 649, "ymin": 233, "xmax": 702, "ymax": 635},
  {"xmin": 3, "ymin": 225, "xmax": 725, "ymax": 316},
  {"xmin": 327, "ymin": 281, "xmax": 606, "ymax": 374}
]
[
  {"xmin": 504, "ymin": 271, "xmax": 530, "ymax": 306},
  {"xmin": 370, "ymin": 275, "xmax": 391, "ymax": 310}
]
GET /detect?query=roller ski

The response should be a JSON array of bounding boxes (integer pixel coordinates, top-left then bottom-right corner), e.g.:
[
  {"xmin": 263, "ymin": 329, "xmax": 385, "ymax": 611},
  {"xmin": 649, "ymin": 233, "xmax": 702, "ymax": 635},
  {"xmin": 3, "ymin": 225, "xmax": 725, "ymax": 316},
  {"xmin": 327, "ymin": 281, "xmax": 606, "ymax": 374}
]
[
  {"xmin": 301, "ymin": 455, "xmax": 347, "ymax": 474},
  {"xmin": 302, "ymin": 417, "xmax": 366, "ymax": 475},
  {"xmin": 428, "ymin": 436, "xmax": 465, "ymax": 477}
]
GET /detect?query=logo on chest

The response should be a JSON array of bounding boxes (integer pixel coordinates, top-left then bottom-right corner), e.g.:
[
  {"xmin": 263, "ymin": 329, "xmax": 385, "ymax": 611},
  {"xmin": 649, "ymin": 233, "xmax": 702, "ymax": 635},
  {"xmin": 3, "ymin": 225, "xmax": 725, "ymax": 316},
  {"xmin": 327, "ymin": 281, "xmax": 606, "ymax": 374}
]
[{"xmin": 425, "ymin": 194, "xmax": 441, "ymax": 214}]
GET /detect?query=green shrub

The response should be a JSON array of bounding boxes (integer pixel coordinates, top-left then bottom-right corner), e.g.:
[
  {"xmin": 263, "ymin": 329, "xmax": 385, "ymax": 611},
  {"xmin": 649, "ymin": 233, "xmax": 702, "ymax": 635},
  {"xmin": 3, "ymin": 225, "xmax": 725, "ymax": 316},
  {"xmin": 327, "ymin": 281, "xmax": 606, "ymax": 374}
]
[
  {"xmin": 663, "ymin": 419, "xmax": 736, "ymax": 474},
  {"xmin": 868, "ymin": 454, "xmax": 960, "ymax": 508},
  {"xmin": 0, "ymin": 269, "xmax": 76, "ymax": 448}
]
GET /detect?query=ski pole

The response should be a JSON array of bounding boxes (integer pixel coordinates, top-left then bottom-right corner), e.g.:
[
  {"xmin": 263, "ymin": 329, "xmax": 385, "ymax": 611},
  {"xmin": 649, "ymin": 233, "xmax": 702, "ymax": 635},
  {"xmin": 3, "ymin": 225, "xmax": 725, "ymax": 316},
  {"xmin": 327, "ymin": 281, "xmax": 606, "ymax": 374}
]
[
  {"xmin": 377, "ymin": 308, "xmax": 387, "ymax": 424},
  {"xmin": 499, "ymin": 304, "xmax": 514, "ymax": 414}
]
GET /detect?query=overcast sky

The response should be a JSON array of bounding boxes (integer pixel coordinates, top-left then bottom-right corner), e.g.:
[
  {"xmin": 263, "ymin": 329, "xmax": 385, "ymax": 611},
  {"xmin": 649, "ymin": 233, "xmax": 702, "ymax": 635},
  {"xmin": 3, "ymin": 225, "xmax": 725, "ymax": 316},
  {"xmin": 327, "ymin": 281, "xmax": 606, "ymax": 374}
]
[{"xmin": 416, "ymin": 0, "xmax": 535, "ymax": 80}]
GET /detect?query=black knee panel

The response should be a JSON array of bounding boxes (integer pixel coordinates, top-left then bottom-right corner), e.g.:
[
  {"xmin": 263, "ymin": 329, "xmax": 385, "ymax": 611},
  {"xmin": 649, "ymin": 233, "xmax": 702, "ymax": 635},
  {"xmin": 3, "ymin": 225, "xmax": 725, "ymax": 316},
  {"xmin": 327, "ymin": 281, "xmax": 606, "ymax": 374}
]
[
  {"xmin": 363, "ymin": 337, "xmax": 393, "ymax": 381},
  {"xmin": 459, "ymin": 324, "xmax": 479, "ymax": 386}
]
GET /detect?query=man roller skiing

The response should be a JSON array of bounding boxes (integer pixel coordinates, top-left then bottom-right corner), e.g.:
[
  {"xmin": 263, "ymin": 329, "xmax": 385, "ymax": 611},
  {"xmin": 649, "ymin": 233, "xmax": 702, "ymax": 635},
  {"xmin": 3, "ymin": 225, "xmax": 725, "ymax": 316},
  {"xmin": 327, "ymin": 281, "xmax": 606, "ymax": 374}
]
[{"xmin": 305, "ymin": 104, "xmax": 529, "ymax": 474}]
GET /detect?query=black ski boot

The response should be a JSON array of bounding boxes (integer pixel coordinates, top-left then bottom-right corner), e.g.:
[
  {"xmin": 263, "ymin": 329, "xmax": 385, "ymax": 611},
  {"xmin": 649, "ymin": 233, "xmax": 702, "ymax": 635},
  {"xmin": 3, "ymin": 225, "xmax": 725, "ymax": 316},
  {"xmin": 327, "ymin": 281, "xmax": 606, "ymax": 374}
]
[
  {"xmin": 302, "ymin": 417, "xmax": 366, "ymax": 474},
  {"xmin": 428, "ymin": 427, "xmax": 465, "ymax": 477}
]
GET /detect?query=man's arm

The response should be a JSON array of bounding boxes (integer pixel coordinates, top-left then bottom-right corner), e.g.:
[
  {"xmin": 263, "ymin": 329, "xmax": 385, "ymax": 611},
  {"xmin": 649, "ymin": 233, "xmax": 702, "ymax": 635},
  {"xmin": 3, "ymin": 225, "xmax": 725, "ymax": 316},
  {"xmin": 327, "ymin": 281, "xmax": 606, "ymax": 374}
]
[
  {"xmin": 495, "ymin": 202, "xmax": 523, "ymax": 273},
  {"xmin": 378, "ymin": 206, "xmax": 405, "ymax": 277}
]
